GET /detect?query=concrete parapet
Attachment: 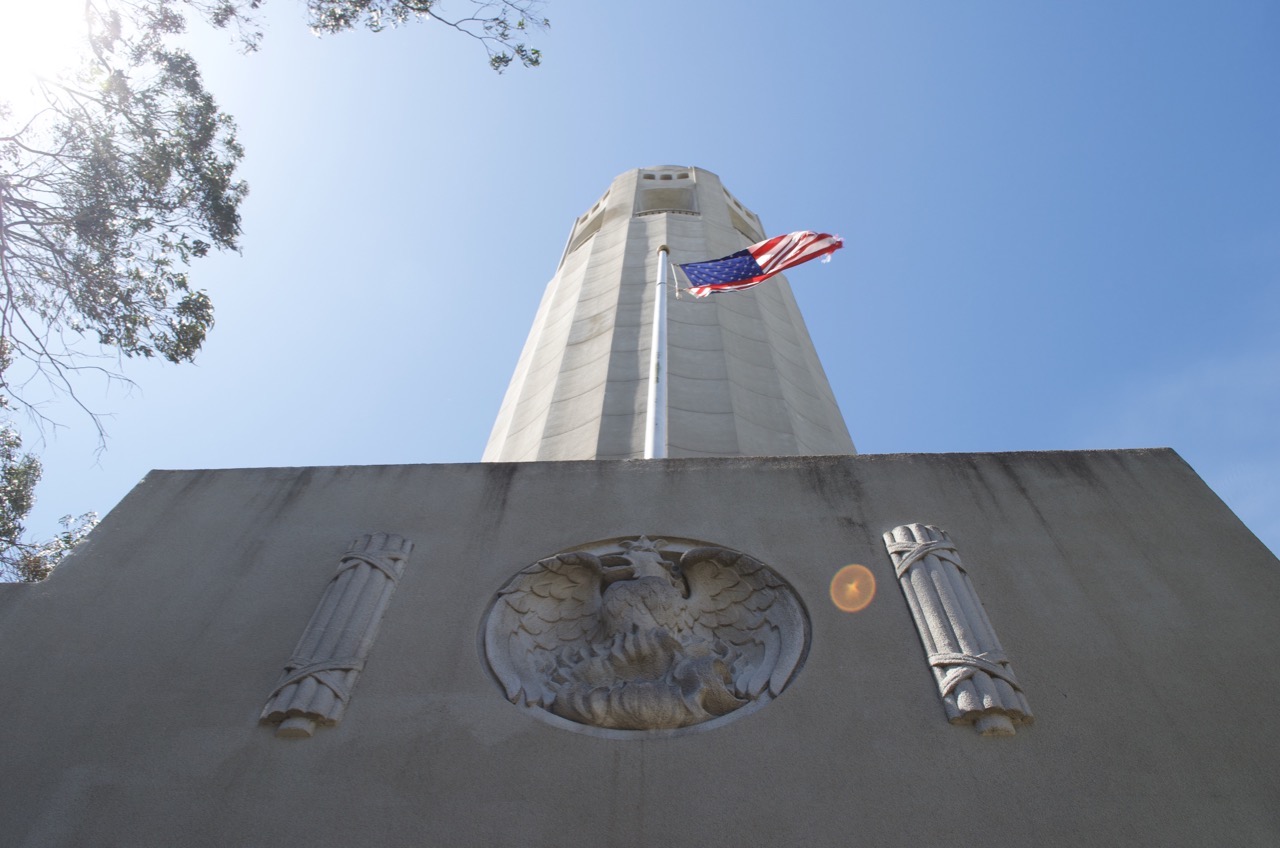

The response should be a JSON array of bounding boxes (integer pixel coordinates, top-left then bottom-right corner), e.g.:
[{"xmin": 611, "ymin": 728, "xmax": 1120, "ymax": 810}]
[{"xmin": 0, "ymin": 449, "xmax": 1276, "ymax": 846}]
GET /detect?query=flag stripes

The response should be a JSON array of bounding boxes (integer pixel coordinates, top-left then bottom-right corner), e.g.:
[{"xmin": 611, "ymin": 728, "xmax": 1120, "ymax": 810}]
[{"xmin": 679, "ymin": 231, "xmax": 843, "ymax": 298}]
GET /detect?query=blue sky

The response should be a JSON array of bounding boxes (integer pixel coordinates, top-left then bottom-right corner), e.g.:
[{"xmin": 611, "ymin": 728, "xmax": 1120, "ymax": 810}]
[{"xmin": 13, "ymin": 0, "xmax": 1280, "ymax": 555}]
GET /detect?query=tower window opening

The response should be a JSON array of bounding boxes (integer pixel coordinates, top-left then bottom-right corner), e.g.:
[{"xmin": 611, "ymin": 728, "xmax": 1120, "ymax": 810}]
[
  {"xmin": 635, "ymin": 185, "xmax": 698, "ymax": 215},
  {"xmin": 729, "ymin": 206, "xmax": 763, "ymax": 242},
  {"xmin": 565, "ymin": 209, "xmax": 605, "ymax": 256}
]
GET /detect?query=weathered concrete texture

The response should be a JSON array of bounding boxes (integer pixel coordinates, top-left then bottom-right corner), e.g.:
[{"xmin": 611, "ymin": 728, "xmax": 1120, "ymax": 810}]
[
  {"xmin": 1, "ymin": 449, "xmax": 1278, "ymax": 847},
  {"xmin": 483, "ymin": 166, "xmax": 856, "ymax": 461}
]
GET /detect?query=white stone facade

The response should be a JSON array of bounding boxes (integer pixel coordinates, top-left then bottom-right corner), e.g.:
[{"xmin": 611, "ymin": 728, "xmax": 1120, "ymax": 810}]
[{"xmin": 484, "ymin": 166, "xmax": 856, "ymax": 461}]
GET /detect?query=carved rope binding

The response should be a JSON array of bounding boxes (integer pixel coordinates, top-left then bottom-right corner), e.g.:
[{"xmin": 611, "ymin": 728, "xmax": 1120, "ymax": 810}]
[
  {"xmin": 884, "ymin": 524, "xmax": 1032, "ymax": 736},
  {"xmin": 260, "ymin": 533, "xmax": 414, "ymax": 738}
]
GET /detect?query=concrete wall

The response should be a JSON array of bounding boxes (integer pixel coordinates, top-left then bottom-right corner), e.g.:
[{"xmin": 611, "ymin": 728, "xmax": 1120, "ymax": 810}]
[
  {"xmin": 483, "ymin": 166, "xmax": 855, "ymax": 461},
  {"xmin": 1, "ymin": 449, "xmax": 1277, "ymax": 846}
]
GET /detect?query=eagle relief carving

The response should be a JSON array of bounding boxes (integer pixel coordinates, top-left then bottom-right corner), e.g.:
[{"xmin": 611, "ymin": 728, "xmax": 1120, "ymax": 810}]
[{"xmin": 483, "ymin": 536, "xmax": 810, "ymax": 733}]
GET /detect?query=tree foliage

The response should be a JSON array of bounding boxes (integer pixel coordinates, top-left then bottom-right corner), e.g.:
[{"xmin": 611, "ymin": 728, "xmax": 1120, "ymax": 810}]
[
  {"xmin": 307, "ymin": 0, "xmax": 547, "ymax": 71},
  {"xmin": 1, "ymin": 0, "xmax": 250, "ymax": 432},
  {"xmin": 0, "ymin": 425, "xmax": 42, "ymax": 574},
  {"xmin": 0, "ymin": 0, "xmax": 548, "ymax": 580},
  {"xmin": 0, "ymin": 421, "xmax": 92, "ymax": 583}
]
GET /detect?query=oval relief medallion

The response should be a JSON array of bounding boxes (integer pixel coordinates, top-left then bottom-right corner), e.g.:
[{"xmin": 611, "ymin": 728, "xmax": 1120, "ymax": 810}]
[{"xmin": 482, "ymin": 536, "xmax": 810, "ymax": 734}]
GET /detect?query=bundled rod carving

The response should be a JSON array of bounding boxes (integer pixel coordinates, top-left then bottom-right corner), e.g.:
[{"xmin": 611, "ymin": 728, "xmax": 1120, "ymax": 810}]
[
  {"xmin": 884, "ymin": 524, "xmax": 1031, "ymax": 736},
  {"xmin": 261, "ymin": 533, "xmax": 414, "ymax": 738}
]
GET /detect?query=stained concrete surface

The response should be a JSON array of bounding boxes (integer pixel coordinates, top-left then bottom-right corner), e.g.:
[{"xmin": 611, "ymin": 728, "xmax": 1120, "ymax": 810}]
[{"xmin": 1, "ymin": 449, "xmax": 1277, "ymax": 846}]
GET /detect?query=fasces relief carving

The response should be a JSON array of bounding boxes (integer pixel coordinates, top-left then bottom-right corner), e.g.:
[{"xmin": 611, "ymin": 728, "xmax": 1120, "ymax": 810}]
[
  {"xmin": 261, "ymin": 533, "xmax": 414, "ymax": 738},
  {"xmin": 483, "ymin": 536, "xmax": 809, "ymax": 734},
  {"xmin": 884, "ymin": 524, "xmax": 1032, "ymax": 736}
]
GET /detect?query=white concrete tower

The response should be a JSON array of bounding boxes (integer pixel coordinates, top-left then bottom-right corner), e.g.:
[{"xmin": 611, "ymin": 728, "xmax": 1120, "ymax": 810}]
[{"xmin": 484, "ymin": 166, "xmax": 855, "ymax": 461}]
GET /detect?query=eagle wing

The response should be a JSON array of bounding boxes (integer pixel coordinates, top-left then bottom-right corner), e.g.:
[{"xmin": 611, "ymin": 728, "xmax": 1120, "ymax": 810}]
[
  {"xmin": 484, "ymin": 551, "xmax": 606, "ymax": 708},
  {"xmin": 679, "ymin": 546, "xmax": 808, "ymax": 701}
]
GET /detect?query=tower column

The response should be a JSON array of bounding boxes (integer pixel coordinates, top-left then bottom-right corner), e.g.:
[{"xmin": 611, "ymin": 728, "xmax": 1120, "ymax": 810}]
[{"xmin": 484, "ymin": 166, "xmax": 855, "ymax": 462}]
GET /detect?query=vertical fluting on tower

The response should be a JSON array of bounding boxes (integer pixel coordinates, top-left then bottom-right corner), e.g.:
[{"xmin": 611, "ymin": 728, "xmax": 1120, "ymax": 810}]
[{"xmin": 484, "ymin": 166, "xmax": 854, "ymax": 462}]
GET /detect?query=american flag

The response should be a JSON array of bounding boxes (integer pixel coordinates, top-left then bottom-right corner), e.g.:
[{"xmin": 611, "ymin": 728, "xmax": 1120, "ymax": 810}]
[{"xmin": 678, "ymin": 231, "xmax": 843, "ymax": 298}]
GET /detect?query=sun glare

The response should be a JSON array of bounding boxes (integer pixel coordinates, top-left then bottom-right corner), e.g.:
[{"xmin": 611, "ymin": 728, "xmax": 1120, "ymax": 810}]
[
  {"xmin": 829, "ymin": 564, "xmax": 876, "ymax": 613},
  {"xmin": 0, "ymin": 0, "xmax": 93, "ymax": 108}
]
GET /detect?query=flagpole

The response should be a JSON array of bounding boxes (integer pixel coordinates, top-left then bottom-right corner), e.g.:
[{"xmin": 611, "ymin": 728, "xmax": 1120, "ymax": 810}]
[{"xmin": 644, "ymin": 245, "xmax": 669, "ymax": 459}]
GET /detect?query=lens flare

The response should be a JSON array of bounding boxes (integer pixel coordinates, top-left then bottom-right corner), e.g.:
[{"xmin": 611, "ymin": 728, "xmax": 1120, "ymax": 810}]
[{"xmin": 829, "ymin": 564, "xmax": 875, "ymax": 613}]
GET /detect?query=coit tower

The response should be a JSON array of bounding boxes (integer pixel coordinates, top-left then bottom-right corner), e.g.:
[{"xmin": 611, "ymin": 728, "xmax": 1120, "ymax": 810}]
[{"xmin": 484, "ymin": 166, "xmax": 855, "ymax": 462}]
